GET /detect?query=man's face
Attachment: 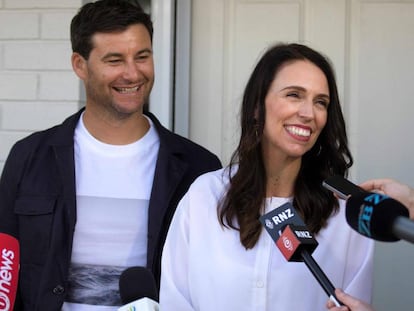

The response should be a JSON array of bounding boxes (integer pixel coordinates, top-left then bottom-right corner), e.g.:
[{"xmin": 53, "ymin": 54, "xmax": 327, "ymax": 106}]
[{"xmin": 73, "ymin": 24, "xmax": 154, "ymax": 118}]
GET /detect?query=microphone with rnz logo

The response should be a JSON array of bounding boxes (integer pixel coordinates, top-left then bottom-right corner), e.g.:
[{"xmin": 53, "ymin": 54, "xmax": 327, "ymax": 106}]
[
  {"xmin": 260, "ymin": 202, "xmax": 343, "ymax": 307},
  {"xmin": 0, "ymin": 233, "xmax": 19, "ymax": 311},
  {"xmin": 118, "ymin": 266, "xmax": 159, "ymax": 311}
]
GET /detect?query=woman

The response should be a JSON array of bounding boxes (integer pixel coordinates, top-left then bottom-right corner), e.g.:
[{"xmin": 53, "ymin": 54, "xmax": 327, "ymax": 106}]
[{"xmin": 160, "ymin": 43, "xmax": 373, "ymax": 310}]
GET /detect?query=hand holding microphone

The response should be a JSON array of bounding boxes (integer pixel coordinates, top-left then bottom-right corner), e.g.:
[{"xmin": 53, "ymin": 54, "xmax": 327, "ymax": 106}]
[
  {"xmin": 118, "ymin": 266, "xmax": 159, "ymax": 311},
  {"xmin": 323, "ymin": 175, "xmax": 414, "ymax": 243},
  {"xmin": 320, "ymin": 175, "xmax": 414, "ymax": 311},
  {"xmin": 359, "ymin": 178, "xmax": 414, "ymax": 219},
  {"xmin": 326, "ymin": 289, "xmax": 374, "ymax": 311}
]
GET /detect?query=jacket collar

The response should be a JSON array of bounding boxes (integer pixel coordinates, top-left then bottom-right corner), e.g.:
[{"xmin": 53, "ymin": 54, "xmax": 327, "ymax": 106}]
[{"xmin": 48, "ymin": 108, "xmax": 185, "ymax": 155}]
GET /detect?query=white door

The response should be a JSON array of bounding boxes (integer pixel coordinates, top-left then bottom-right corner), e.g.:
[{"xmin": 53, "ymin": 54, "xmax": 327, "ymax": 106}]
[{"xmin": 190, "ymin": 1, "xmax": 414, "ymax": 310}]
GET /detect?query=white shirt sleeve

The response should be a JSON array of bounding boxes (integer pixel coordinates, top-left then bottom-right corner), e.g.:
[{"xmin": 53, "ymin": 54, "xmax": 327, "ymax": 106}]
[{"xmin": 160, "ymin": 193, "xmax": 195, "ymax": 311}]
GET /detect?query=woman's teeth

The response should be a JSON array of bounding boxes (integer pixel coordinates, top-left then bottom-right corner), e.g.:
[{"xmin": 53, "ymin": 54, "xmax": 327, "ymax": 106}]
[{"xmin": 285, "ymin": 126, "xmax": 310, "ymax": 137}]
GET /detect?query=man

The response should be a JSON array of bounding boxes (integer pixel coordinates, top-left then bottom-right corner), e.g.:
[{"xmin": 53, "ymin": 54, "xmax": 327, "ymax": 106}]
[{"xmin": 0, "ymin": 0, "xmax": 221, "ymax": 309}]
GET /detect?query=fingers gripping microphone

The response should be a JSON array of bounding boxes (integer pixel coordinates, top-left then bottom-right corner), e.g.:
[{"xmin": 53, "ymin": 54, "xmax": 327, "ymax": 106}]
[
  {"xmin": 260, "ymin": 202, "xmax": 343, "ymax": 307},
  {"xmin": 346, "ymin": 192, "xmax": 414, "ymax": 243},
  {"xmin": 321, "ymin": 175, "xmax": 414, "ymax": 243},
  {"xmin": 118, "ymin": 266, "xmax": 159, "ymax": 311},
  {"xmin": 0, "ymin": 233, "xmax": 19, "ymax": 311}
]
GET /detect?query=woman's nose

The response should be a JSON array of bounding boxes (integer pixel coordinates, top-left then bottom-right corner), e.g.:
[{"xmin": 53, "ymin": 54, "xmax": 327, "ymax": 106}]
[{"xmin": 297, "ymin": 99, "xmax": 314, "ymax": 120}]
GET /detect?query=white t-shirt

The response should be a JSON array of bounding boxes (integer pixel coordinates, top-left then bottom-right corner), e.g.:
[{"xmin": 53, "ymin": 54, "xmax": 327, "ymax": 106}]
[
  {"xmin": 62, "ymin": 114, "xmax": 160, "ymax": 311},
  {"xmin": 160, "ymin": 167, "xmax": 374, "ymax": 311}
]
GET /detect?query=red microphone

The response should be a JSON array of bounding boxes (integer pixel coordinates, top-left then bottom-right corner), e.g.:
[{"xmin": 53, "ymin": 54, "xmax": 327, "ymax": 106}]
[
  {"xmin": 276, "ymin": 224, "xmax": 342, "ymax": 307},
  {"xmin": 0, "ymin": 233, "xmax": 19, "ymax": 311},
  {"xmin": 260, "ymin": 203, "xmax": 343, "ymax": 307},
  {"xmin": 276, "ymin": 224, "xmax": 318, "ymax": 261}
]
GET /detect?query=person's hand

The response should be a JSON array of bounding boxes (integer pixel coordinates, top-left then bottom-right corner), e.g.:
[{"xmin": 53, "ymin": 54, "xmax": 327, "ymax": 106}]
[
  {"xmin": 359, "ymin": 178, "xmax": 414, "ymax": 219},
  {"xmin": 326, "ymin": 289, "xmax": 374, "ymax": 311}
]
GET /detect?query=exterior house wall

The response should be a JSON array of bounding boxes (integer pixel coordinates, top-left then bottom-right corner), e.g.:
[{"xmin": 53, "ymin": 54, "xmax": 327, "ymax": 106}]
[{"xmin": 0, "ymin": 0, "xmax": 83, "ymax": 172}]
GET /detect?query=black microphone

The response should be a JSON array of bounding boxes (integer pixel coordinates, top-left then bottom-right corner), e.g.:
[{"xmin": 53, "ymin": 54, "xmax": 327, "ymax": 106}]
[
  {"xmin": 346, "ymin": 191, "xmax": 414, "ymax": 243},
  {"xmin": 260, "ymin": 202, "xmax": 343, "ymax": 307},
  {"xmin": 322, "ymin": 175, "xmax": 414, "ymax": 243},
  {"xmin": 118, "ymin": 266, "xmax": 159, "ymax": 311}
]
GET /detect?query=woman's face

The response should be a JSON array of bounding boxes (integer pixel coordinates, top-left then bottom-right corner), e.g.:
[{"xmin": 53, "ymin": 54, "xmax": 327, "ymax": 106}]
[{"xmin": 261, "ymin": 59, "xmax": 329, "ymax": 160}]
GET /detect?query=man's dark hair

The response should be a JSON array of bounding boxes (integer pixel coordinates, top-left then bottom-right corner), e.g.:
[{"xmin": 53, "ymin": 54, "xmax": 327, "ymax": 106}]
[{"xmin": 70, "ymin": 0, "xmax": 153, "ymax": 59}]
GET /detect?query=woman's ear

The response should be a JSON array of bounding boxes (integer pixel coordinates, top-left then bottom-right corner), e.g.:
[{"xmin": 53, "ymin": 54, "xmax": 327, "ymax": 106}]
[{"xmin": 71, "ymin": 52, "xmax": 87, "ymax": 80}]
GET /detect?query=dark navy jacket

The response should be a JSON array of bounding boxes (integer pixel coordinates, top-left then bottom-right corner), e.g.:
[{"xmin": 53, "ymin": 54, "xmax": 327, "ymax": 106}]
[{"xmin": 0, "ymin": 109, "xmax": 222, "ymax": 310}]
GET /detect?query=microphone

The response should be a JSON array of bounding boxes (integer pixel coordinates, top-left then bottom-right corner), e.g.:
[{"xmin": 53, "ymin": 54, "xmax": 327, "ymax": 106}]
[
  {"xmin": 346, "ymin": 191, "xmax": 414, "ymax": 243},
  {"xmin": 322, "ymin": 175, "xmax": 366, "ymax": 200},
  {"xmin": 321, "ymin": 175, "xmax": 414, "ymax": 243},
  {"xmin": 260, "ymin": 202, "xmax": 343, "ymax": 307},
  {"xmin": 118, "ymin": 266, "xmax": 159, "ymax": 311},
  {"xmin": 0, "ymin": 233, "xmax": 19, "ymax": 311}
]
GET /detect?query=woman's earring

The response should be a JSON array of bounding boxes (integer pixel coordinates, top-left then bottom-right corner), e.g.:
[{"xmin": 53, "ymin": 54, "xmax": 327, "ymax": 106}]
[{"xmin": 254, "ymin": 124, "xmax": 261, "ymax": 140}]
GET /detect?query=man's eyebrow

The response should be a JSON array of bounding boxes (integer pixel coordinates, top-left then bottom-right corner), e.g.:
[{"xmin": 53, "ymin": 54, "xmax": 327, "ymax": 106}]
[
  {"xmin": 137, "ymin": 48, "xmax": 153, "ymax": 55},
  {"xmin": 101, "ymin": 52, "xmax": 122, "ymax": 61},
  {"xmin": 101, "ymin": 48, "xmax": 153, "ymax": 61}
]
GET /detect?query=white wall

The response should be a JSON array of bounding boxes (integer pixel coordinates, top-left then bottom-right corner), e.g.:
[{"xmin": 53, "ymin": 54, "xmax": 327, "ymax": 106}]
[
  {"xmin": 0, "ymin": 0, "xmax": 83, "ymax": 172},
  {"xmin": 348, "ymin": 2, "xmax": 414, "ymax": 310}
]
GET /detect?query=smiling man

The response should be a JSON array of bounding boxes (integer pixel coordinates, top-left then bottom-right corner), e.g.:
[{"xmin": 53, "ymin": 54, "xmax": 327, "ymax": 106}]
[{"xmin": 0, "ymin": 1, "xmax": 221, "ymax": 310}]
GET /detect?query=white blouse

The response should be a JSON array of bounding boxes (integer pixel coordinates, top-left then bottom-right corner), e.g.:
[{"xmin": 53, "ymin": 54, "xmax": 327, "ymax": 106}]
[{"xmin": 160, "ymin": 168, "xmax": 374, "ymax": 311}]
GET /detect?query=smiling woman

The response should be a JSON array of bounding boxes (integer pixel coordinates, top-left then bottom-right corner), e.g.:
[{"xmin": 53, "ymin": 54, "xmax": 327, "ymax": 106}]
[
  {"xmin": 159, "ymin": 43, "xmax": 374, "ymax": 311},
  {"xmin": 261, "ymin": 59, "xmax": 329, "ymax": 170}
]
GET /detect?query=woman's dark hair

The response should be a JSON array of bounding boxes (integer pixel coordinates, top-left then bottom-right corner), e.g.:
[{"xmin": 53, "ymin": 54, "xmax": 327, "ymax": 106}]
[
  {"xmin": 219, "ymin": 43, "xmax": 353, "ymax": 249},
  {"xmin": 70, "ymin": 0, "xmax": 153, "ymax": 60}
]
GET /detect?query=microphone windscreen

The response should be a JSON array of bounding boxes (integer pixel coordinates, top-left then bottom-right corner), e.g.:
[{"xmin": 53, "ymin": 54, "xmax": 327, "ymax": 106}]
[
  {"xmin": 346, "ymin": 192, "xmax": 409, "ymax": 241},
  {"xmin": 119, "ymin": 266, "xmax": 158, "ymax": 304}
]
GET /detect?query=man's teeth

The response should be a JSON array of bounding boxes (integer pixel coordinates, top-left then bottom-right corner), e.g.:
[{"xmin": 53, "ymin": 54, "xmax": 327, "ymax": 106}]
[
  {"xmin": 286, "ymin": 126, "xmax": 310, "ymax": 137},
  {"xmin": 116, "ymin": 86, "xmax": 139, "ymax": 93}
]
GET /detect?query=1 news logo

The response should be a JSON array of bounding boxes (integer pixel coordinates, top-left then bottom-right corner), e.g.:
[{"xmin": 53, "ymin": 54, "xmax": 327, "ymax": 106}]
[
  {"xmin": 0, "ymin": 292, "xmax": 10, "ymax": 311},
  {"xmin": 0, "ymin": 248, "xmax": 15, "ymax": 311},
  {"xmin": 0, "ymin": 233, "xmax": 19, "ymax": 311}
]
